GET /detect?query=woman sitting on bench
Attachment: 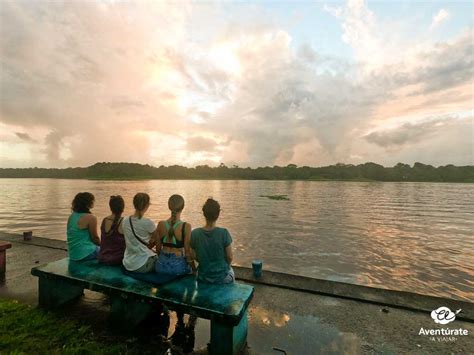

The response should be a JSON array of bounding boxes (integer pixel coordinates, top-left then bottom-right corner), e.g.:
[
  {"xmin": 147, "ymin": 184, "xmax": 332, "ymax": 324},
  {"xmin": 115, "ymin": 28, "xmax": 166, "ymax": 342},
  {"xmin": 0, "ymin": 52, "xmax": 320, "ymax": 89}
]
[
  {"xmin": 155, "ymin": 194, "xmax": 196, "ymax": 347},
  {"xmin": 98, "ymin": 195, "xmax": 125, "ymax": 265},
  {"xmin": 122, "ymin": 193, "xmax": 157, "ymax": 273},
  {"xmin": 122, "ymin": 193, "xmax": 177, "ymax": 284},
  {"xmin": 155, "ymin": 194, "xmax": 194, "ymax": 277},
  {"xmin": 67, "ymin": 192, "xmax": 101, "ymax": 261},
  {"xmin": 190, "ymin": 198, "xmax": 234, "ymax": 284}
]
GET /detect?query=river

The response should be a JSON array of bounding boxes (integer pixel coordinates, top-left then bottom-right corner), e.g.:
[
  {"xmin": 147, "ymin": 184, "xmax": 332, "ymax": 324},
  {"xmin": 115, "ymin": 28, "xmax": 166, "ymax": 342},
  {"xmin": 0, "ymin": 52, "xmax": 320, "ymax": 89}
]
[{"xmin": 0, "ymin": 178, "xmax": 472, "ymax": 301}]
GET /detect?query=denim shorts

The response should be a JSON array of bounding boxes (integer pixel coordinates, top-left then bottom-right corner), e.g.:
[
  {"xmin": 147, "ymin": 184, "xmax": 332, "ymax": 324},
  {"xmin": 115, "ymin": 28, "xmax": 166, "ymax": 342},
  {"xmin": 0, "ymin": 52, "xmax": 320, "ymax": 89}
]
[{"xmin": 155, "ymin": 252, "xmax": 191, "ymax": 275}]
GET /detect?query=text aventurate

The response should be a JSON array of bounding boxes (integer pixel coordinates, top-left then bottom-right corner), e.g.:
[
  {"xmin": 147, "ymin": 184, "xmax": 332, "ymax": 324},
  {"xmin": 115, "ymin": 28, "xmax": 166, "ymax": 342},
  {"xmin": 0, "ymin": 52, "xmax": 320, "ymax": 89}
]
[{"xmin": 419, "ymin": 328, "xmax": 469, "ymax": 336}]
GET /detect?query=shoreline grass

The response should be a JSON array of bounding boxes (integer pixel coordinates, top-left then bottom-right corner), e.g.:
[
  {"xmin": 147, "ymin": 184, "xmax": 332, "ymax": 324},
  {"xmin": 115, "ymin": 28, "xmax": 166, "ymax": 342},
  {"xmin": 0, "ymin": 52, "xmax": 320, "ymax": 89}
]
[
  {"xmin": 0, "ymin": 298, "xmax": 176, "ymax": 354},
  {"xmin": 0, "ymin": 298, "xmax": 127, "ymax": 354}
]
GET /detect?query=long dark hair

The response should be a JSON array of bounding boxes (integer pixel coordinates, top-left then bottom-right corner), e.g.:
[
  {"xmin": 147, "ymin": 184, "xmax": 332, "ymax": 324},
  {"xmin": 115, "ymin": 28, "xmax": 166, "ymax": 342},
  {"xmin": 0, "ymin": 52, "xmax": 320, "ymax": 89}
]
[
  {"xmin": 133, "ymin": 193, "xmax": 150, "ymax": 219},
  {"xmin": 109, "ymin": 195, "xmax": 125, "ymax": 226},
  {"xmin": 71, "ymin": 192, "xmax": 95, "ymax": 213},
  {"xmin": 168, "ymin": 194, "xmax": 185, "ymax": 239}
]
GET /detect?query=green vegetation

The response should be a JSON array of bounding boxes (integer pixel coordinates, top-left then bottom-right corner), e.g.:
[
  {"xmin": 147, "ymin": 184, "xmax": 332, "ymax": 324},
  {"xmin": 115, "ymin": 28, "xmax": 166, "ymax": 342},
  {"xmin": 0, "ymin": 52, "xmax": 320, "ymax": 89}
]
[
  {"xmin": 260, "ymin": 194, "xmax": 290, "ymax": 200},
  {"xmin": 0, "ymin": 298, "xmax": 172, "ymax": 354},
  {"xmin": 0, "ymin": 298, "xmax": 123, "ymax": 353},
  {"xmin": 0, "ymin": 161, "xmax": 473, "ymax": 182}
]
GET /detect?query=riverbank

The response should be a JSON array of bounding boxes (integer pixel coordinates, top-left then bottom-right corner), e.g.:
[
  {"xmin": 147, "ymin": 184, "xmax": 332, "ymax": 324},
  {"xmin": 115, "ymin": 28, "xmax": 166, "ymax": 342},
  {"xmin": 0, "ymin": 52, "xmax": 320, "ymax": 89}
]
[
  {"xmin": 1, "ymin": 161, "xmax": 473, "ymax": 182},
  {"xmin": 1, "ymin": 232, "xmax": 473, "ymax": 354},
  {"xmin": 2, "ymin": 177, "xmax": 474, "ymax": 183}
]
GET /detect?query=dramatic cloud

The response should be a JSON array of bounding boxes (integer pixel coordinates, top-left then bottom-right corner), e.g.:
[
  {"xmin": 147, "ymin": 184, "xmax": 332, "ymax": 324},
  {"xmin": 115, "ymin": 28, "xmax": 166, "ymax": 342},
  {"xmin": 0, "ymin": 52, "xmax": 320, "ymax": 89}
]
[{"xmin": 0, "ymin": 0, "xmax": 472, "ymax": 168}]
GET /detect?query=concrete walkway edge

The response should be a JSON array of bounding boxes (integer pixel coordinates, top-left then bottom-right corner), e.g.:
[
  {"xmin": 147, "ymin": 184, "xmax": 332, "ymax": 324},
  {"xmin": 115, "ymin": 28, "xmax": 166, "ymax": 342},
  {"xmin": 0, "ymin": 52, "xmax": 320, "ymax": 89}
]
[{"xmin": 2, "ymin": 232, "xmax": 472, "ymax": 322}]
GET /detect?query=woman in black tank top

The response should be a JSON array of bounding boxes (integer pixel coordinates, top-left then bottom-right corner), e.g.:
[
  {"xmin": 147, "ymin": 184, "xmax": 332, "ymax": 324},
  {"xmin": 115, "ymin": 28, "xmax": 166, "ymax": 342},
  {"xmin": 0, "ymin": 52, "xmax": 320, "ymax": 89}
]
[{"xmin": 98, "ymin": 196, "xmax": 125, "ymax": 265}]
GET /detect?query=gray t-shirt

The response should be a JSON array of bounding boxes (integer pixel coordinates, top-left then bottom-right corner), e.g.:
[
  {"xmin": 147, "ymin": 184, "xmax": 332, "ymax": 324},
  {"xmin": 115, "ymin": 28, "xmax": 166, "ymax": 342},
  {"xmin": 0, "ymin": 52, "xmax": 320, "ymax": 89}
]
[
  {"xmin": 190, "ymin": 227, "xmax": 232, "ymax": 283},
  {"xmin": 122, "ymin": 216, "xmax": 156, "ymax": 271}
]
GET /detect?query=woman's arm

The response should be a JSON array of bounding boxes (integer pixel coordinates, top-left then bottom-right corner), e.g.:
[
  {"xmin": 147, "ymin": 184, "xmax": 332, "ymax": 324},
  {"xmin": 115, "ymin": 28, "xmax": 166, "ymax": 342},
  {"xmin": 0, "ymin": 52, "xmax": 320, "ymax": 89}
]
[
  {"xmin": 225, "ymin": 244, "xmax": 233, "ymax": 265},
  {"xmin": 87, "ymin": 215, "xmax": 100, "ymax": 245},
  {"xmin": 149, "ymin": 222, "xmax": 161, "ymax": 251},
  {"xmin": 184, "ymin": 223, "xmax": 196, "ymax": 272}
]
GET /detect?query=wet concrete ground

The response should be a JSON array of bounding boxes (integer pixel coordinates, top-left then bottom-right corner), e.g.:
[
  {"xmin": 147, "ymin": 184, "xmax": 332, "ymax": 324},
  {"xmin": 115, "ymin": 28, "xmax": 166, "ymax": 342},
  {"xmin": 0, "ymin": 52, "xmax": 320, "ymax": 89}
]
[{"xmin": 1, "ymin": 232, "xmax": 473, "ymax": 354}]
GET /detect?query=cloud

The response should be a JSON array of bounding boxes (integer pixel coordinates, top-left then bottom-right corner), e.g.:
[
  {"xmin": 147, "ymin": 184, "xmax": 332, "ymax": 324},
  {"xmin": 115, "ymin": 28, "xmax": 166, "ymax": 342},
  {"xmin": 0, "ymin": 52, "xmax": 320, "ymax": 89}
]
[
  {"xmin": 15, "ymin": 132, "xmax": 36, "ymax": 143},
  {"xmin": 43, "ymin": 130, "xmax": 66, "ymax": 162},
  {"xmin": 176, "ymin": 27, "xmax": 389, "ymax": 166},
  {"xmin": 430, "ymin": 9, "xmax": 450, "ymax": 30},
  {"xmin": 186, "ymin": 136, "xmax": 219, "ymax": 152},
  {"xmin": 410, "ymin": 31, "xmax": 474, "ymax": 95},
  {"xmin": 0, "ymin": 1, "xmax": 190, "ymax": 166},
  {"xmin": 364, "ymin": 116, "xmax": 469, "ymax": 148},
  {"xmin": 0, "ymin": 1, "xmax": 472, "ymax": 168}
]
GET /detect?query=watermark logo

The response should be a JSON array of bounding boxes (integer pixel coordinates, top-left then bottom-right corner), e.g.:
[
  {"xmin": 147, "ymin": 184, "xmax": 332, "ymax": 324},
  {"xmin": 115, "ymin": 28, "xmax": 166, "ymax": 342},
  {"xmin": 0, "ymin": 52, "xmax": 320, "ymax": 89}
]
[
  {"xmin": 418, "ymin": 306, "xmax": 469, "ymax": 343},
  {"xmin": 430, "ymin": 307, "xmax": 461, "ymax": 325}
]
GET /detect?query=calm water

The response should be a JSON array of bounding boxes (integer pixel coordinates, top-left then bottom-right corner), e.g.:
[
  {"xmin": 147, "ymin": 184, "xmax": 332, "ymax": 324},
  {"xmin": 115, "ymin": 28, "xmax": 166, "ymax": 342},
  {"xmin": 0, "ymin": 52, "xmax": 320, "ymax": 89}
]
[{"xmin": 0, "ymin": 179, "xmax": 473, "ymax": 301}]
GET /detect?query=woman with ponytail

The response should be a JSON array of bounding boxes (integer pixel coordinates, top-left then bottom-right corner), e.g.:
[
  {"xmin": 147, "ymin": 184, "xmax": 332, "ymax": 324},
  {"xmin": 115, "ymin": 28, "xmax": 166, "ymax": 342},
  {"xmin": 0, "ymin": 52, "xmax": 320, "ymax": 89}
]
[
  {"xmin": 155, "ymin": 194, "xmax": 195, "ymax": 348},
  {"xmin": 155, "ymin": 194, "xmax": 194, "ymax": 276},
  {"xmin": 121, "ymin": 193, "xmax": 171, "ymax": 340},
  {"xmin": 122, "ymin": 193, "xmax": 158, "ymax": 273},
  {"xmin": 98, "ymin": 195, "xmax": 126, "ymax": 265}
]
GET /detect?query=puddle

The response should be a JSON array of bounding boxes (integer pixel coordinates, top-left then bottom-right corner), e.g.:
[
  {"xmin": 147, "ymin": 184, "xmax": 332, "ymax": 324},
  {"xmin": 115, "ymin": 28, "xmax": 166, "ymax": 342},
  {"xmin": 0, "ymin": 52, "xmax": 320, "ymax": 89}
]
[{"xmin": 247, "ymin": 307, "xmax": 363, "ymax": 354}]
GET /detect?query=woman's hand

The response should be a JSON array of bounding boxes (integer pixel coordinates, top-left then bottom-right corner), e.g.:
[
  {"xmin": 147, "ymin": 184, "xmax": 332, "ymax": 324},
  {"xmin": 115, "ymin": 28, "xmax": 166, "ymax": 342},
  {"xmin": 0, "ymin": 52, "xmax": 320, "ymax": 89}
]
[{"xmin": 148, "ymin": 225, "xmax": 160, "ymax": 250}]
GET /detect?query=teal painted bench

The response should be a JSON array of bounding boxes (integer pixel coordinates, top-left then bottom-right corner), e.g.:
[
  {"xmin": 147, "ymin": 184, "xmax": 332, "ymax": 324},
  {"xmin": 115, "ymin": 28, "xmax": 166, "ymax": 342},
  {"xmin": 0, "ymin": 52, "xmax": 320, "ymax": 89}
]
[{"xmin": 31, "ymin": 258, "xmax": 254, "ymax": 354}]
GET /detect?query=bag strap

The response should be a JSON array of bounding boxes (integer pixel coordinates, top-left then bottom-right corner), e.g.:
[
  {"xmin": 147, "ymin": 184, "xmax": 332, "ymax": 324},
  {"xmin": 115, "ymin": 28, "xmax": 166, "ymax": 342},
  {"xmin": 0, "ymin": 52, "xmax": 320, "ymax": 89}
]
[{"xmin": 129, "ymin": 216, "xmax": 150, "ymax": 248}]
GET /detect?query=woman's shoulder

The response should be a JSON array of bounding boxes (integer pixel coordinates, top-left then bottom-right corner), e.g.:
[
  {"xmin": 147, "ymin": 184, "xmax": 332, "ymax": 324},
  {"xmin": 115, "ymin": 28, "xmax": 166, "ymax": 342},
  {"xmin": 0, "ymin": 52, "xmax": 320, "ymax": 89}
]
[
  {"xmin": 81, "ymin": 213, "xmax": 96, "ymax": 221},
  {"xmin": 191, "ymin": 227, "xmax": 204, "ymax": 235},
  {"xmin": 102, "ymin": 215, "xmax": 114, "ymax": 222},
  {"xmin": 138, "ymin": 217, "xmax": 156, "ymax": 229}
]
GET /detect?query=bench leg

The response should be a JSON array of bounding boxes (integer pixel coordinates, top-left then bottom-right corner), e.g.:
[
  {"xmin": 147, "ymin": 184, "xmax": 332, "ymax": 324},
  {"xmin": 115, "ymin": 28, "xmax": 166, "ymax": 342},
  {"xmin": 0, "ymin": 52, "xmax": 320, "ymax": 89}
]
[
  {"xmin": 38, "ymin": 277, "xmax": 84, "ymax": 308},
  {"xmin": 210, "ymin": 310, "xmax": 248, "ymax": 355},
  {"xmin": 109, "ymin": 294, "xmax": 153, "ymax": 330}
]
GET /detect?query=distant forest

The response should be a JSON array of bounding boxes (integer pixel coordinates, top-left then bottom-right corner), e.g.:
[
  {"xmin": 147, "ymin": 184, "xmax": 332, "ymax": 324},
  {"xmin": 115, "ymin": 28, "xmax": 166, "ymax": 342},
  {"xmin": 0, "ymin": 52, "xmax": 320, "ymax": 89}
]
[{"xmin": 0, "ymin": 162, "xmax": 473, "ymax": 182}]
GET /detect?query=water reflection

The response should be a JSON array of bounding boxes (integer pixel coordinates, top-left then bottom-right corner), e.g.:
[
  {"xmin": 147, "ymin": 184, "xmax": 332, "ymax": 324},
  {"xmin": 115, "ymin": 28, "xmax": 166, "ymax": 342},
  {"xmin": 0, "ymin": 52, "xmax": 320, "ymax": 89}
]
[
  {"xmin": 0, "ymin": 179, "xmax": 473, "ymax": 300},
  {"xmin": 248, "ymin": 308, "xmax": 362, "ymax": 354},
  {"xmin": 250, "ymin": 306, "xmax": 290, "ymax": 328}
]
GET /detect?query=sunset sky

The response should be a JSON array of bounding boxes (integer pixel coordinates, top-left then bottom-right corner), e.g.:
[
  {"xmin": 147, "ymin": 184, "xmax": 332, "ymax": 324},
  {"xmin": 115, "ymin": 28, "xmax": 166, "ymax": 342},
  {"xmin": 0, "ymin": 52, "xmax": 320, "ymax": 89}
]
[{"xmin": 0, "ymin": 0, "xmax": 473, "ymax": 168}]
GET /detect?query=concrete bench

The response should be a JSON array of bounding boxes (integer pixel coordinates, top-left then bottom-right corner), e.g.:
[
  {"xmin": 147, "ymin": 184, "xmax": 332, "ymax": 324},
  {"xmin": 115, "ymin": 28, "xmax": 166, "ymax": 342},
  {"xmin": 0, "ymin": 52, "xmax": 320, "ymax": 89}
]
[
  {"xmin": 0, "ymin": 241, "xmax": 12, "ymax": 282},
  {"xmin": 31, "ymin": 258, "xmax": 254, "ymax": 354}
]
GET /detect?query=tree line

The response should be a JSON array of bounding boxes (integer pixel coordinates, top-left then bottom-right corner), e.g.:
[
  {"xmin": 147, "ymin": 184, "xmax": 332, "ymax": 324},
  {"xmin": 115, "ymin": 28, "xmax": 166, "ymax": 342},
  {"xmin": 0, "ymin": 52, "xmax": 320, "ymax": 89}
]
[{"xmin": 1, "ymin": 162, "xmax": 473, "ymax": 182}]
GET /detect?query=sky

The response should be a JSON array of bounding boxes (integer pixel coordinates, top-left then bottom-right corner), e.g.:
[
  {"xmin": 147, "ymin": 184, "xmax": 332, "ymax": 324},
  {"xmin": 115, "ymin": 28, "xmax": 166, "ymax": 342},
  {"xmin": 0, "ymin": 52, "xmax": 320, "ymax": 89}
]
[{"xmin": 0, "ymin": 0, "xmax": 473, "ymax": 168}]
